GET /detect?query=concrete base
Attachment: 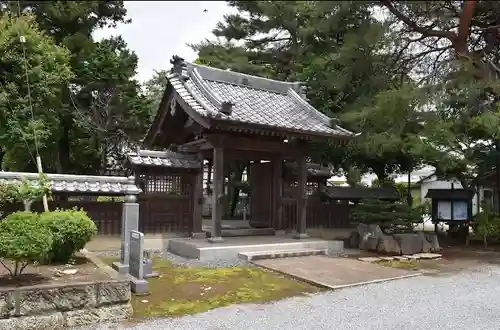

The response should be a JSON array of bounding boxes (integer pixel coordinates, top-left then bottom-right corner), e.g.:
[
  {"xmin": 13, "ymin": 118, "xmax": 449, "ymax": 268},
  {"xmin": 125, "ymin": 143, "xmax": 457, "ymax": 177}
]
[
  {"xmin": 144, "ymin": 271, "xmax": 161, "ymax": 279},
  {"xmin": 204, "ymin": 227, "xmax": 275, "ymax": 237},
  {"xmin": 207, "ymin": 236, "xmax": 224, "ymax": 243},
  {"xmin": 130, "ymin": 278, "xmax": 148, "ymax": 294},
  {"xmin": 112, "ymin": 262, "xmax": 129, "ymax": 275},
  {"xmin": 191, "ymin": 232, "xmax": 207, "ymax": 239},
  {"xmin": 168, "ymin": 236, "xmax": 343, "ymax": 261},
  {"xmin": 294, "ymin": 233, "xmax": 310, "ymax": 240}
]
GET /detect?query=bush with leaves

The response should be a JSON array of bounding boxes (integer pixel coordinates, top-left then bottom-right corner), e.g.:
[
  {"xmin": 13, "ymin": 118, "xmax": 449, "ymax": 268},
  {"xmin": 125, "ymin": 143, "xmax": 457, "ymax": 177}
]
[
  {"xmin": 0, "ymin": 211, "xmax": 53, "ymax": 277},
  {"xmin": 0, "ymin": 174, "xmax": 52, "ymax": 210},
  {"xmin": 39, "ymin": 209, "xmax": 97, "ymax": 263},
  {"xmin": 350, "ymin": 198, "xmax": 422, "ymax": 234},
  {"xmin": 473, "ymin": 201, "xmax": 500, "ymax": 248}
]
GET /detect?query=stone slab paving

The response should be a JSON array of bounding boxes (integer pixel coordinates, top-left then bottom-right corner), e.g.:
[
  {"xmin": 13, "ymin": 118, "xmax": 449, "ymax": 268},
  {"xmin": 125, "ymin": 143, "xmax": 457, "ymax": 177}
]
[{"xmin": 253, "ymin": 255, "xmax": 421, "ymax": 289}]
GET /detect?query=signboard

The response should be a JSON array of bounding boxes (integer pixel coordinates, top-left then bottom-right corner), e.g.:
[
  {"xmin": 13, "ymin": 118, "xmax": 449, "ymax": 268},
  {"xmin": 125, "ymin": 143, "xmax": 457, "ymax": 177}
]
[
  {"xmin": 129, "ymin": 230, "xmax": 144, "ymax": 280},
  {"xmin": 437, "ymin": 201, "xmax": 468, "ymax": 221}
]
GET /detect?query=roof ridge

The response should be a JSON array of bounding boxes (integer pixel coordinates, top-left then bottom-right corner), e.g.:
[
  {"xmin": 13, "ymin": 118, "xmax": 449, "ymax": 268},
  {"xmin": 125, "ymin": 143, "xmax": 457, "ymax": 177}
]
[
  {"xmin": 287, "ymin": 88, "xmax": 353, "ymax": 135},
  {"xmin": 187, "ymin": 61, "xmax": 302, "ymax": 94}
]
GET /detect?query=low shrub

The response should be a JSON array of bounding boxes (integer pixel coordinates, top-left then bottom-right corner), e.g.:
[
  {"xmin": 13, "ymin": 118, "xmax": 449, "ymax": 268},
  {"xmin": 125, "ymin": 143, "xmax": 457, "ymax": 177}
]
[
  {"xmin": 39, "ymin": 209, "xmax": 97, "ymax": 263},
  {"xmin": 0, "ymin": 211, "xmax": 53, "ymax": 276}
]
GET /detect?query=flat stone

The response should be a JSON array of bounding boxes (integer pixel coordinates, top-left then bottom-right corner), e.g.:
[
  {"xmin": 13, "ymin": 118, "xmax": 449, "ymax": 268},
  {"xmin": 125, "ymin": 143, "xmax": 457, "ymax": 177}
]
[
  {"xmin": 62, "ymin": 269, "xmax": 78, "ymax": 275},
  {"xmin": 413, "ymin": 253, "xmax": 442, "ymax": 260},
  {"xmin": 394, "ymin": 256, "xmax": 408, "ymax": 261},
  {"xmin": 358, "ymin": 257, "xmax": 381, "ymax": 263},
  {"xmin": 404, "ymin": 255, "xmax": 420, "ymax": 260},
  {"xmin": 379, "ymin": 257, "xmax": 395, "ymax": 261}
]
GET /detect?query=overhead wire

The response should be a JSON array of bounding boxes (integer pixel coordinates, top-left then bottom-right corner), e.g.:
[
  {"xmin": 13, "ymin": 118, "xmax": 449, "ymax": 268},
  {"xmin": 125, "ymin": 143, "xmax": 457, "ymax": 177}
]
[{"xmin": 16, "ymin": 1, "xmax": 40, "ymax": 157}]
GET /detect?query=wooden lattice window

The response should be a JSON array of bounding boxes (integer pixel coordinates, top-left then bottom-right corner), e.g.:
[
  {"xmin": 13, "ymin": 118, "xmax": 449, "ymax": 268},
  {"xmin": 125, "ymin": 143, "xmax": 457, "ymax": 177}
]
[{"xmin": 145, "ymin": 173, "xmax": 182, "ymax": 195}]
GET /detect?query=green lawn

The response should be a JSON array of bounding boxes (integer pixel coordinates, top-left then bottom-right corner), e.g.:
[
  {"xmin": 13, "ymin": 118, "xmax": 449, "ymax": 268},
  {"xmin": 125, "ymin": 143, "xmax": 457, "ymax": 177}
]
[{"xmin": 101, "ymin": 257, "xmax": 322, "ymax": 319}]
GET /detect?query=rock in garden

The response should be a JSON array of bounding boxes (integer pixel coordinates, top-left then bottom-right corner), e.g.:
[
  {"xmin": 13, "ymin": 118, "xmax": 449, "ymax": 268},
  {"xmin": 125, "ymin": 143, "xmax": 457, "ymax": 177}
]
[
  {"xmin": 376, "ymin": 234, "xmax": 401, "ymax": 255},
  {"xmin": 348, "ymin": 230, "xmax": 360, "ymax": 248},
  {"xmin": 393, "ymin": 233, "xmax": 423, "ymax": 255},
  {"xmin": 417, "ymin": 232, "xmax": 433, "ymax": 253},
  {"xmin": 357, "ymin": 223, "xmax": 384, "ymax": 250},
  {"xmin": 424, "ymin": 233, "xmax": 441, "ymax": 252}
]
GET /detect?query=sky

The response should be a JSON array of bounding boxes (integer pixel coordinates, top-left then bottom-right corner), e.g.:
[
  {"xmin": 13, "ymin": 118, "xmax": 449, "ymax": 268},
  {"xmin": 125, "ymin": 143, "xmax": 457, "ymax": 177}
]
[{"xmin": 93, "ymin": 1, "xmax": 232, "ymax": 83}]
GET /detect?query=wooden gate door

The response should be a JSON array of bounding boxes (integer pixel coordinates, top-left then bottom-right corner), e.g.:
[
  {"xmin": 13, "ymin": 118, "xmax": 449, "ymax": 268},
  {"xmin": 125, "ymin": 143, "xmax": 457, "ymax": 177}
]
[{"xmin": 249, "ymin": 162, "xmax": 274, "ymax": 228}]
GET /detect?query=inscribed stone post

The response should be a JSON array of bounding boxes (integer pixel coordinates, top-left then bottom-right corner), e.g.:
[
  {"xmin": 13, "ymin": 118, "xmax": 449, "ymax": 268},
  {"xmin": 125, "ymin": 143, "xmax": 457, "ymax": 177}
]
[
  {"xmin": 112, "ymin": 195, "xmax": 139, "ymax": 275},
  {"xmin": 129, "ymin": 230, "xmax": 148, "ymax": 293}
]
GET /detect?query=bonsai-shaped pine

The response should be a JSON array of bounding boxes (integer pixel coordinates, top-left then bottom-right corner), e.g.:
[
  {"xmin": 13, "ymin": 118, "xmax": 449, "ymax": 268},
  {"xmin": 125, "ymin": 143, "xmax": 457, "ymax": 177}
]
[
  {"xmin": 350, "ymin": 199, "xmax": 422, "ymax": 234},
  {"xmin": 473, "ymin": 200, "xmax": 500, "ymax": 248},
  {"xmin": 0, "ymin": 211, "xmax": 53, "ymax": 277}
]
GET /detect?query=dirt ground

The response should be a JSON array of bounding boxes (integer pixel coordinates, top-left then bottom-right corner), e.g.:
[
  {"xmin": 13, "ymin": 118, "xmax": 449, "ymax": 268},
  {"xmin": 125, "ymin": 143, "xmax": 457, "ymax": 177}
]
[
  {"xmin": 0, "ymin": 253, "xmax": 110, "ymax": 287},
  {"xmin": 348, "ymin": 246, "xmax": 500, "ymax": 276}
]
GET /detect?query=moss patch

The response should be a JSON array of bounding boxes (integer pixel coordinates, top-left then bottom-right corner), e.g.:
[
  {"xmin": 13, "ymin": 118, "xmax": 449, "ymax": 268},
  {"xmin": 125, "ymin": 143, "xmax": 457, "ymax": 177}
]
[
  {"xmin": 101, "ymin": 257, "xmax": 321, "ymax": 319},
  {"xmin": 375, "ymin": 259, "xmax": 419, "ymax": 270}
]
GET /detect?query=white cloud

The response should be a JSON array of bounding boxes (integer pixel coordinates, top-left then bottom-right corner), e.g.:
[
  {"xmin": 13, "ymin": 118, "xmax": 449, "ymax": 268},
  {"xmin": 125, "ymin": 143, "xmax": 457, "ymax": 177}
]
[{"xmin": 93, "ymin": 1, "xmax": 232, "ymax": 82}]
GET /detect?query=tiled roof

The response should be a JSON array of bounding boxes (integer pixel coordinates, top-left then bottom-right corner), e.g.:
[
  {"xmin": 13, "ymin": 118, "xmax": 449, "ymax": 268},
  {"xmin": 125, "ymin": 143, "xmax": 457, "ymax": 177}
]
[
  {"xmin": 127, "ymin": 149, "xmax": 200, "ymax": 169},
  {"xmin": 166, "ymin": 56, "xmax": 354, "ymax": 137},
  {"xmin": 0, "ymin": 172, "xmax": 141, "ymax": 195},
  {"xmin": 425, "ymin": 189, "xmax": 474, "ymax": 200}
]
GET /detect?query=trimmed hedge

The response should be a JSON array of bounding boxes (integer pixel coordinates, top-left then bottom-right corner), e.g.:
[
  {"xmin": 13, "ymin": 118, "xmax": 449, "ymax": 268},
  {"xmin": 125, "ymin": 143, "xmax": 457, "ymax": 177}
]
[{"xmin": 39, "ymin": 209, "xmax": 97, "ymax": 263}]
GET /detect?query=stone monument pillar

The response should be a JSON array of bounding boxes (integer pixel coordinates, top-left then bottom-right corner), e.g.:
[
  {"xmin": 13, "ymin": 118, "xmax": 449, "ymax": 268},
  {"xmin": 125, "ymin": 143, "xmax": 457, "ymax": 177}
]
[{"xmin": 112, "ymin": 194, "xmax": 140, "ymax": 274}]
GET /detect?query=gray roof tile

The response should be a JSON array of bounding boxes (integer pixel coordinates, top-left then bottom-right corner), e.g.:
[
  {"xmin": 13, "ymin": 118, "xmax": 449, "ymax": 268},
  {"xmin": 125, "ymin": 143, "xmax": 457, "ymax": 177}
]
[
  {"xmin": 166, "ymin": 59, "xmax": 354, "ymax": 137},
  {"xmin": 127, "ymin": 149, "xmax": 200, "ymax": 169},
  {"xmin": 0, "ymin": 172, "xmax": 141, "ymax": 195}
]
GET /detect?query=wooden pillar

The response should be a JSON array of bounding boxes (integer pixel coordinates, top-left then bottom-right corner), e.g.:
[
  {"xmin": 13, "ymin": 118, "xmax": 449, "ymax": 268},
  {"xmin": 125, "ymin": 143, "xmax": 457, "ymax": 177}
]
[
  {"xmin": 295, "ymin": 154, "xmax": 309, "ymax": 239},
  {"xmin": 208, "ymin": 147, "xmax": 224, "ymax": 242},
  {"xmin": 191, "ymin": 154, "xmax": 205, "ymax": 238},
  {"xmin": 272, "ymin": 157, "xmax": 283, "ymax": 230}
]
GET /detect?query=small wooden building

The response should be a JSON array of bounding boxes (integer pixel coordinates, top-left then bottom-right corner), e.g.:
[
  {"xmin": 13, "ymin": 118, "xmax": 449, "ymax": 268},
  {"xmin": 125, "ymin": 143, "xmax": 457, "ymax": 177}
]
[{"xmin": 142, "ymin": 56, "xmax": 354, "ymax": 241}]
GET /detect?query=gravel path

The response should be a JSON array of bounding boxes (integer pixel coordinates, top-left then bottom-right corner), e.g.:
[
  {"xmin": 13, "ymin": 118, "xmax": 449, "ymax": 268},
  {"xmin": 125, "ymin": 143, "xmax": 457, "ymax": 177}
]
[{"xmin": 82, "ymin": 264, "xmax": 500, "ymax": 330}]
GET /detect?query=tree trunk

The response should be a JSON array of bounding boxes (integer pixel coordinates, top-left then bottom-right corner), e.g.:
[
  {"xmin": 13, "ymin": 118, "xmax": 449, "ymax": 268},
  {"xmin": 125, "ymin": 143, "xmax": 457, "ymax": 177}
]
[
  {"xmin": 495, "ymin": 140, "xmax": 500, "ymax": 213},
  {"xmin": 57, "ymin": 117, "xmax": 72, "ymax": 173},
  {"xmin": 483, "ymin": 234, "xmax": 488, "ymax": 248}
]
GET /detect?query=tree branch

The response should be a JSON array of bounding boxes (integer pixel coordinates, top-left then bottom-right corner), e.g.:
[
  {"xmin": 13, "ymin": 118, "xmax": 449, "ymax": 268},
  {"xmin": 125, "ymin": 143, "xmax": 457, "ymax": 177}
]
[
  {"xmin": 454, "ymin": 0, "xmax": 477, "ymax": 55},
  {"xmin": 380, "ymin": 0, "xmax": 455, "ymax": 40}
]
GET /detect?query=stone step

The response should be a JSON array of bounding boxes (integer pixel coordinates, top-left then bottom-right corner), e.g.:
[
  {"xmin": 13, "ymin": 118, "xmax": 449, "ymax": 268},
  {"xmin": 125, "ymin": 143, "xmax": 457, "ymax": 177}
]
[
  {"xmin": 204, "ymin": 227, "xmax": 275, "ymax": 237},
  {"xmin": 238, "ymin": 248, "xmax": 328, "ymax": 261}
]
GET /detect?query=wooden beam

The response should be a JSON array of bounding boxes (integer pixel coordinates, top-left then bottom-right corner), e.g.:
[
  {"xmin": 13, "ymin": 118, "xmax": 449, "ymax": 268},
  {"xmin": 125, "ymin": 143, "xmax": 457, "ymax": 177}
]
[
  {"xmin": 208, "ymin": 147, "xmax": 224, "ymax": 242},
  {"xmin": 191, "ymin": 153, "xmax": 205, "ymax": 238},
  {"xmin": 295, "ymin": 154, "xmax": 309, "ymax": 239},
  {"xmin": 272, "ymin": 157, "xmax": 283, "ymax": 230},
  {"xmin": 206, "ymin": 134, "xmax": 307, "ymax": 156},
  {"xmin": 178, "ymin": 138, "xmax": 213, "ymax": 153}
]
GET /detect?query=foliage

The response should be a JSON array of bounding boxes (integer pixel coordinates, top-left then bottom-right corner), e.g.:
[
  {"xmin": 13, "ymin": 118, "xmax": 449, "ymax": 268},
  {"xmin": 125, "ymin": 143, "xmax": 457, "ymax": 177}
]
[
  {"xmin": 0, "ymin": 173, "xmax": 51, "ymax": 209},
  {"xmin": 472, "ymin": 201, "xmax": 500, "ymax": 248},
  {"xmin": 350, "ymin": 199, "xmax": 422, "ymax": 233},
  {"xmin": 0, "ymin": 1, "xmax": 151, "ymax": 175},
  {"xmin": 0, "ymin": 14, "xmax": 72, "ymax": 171},
  {"xmin": 190, "ymin": 1, "xmax": 426, "ymax": 183},
  {"xmin": 39, "ymin": 208, "xmax": 97, "ymax": 263},
  {"xmin": 378, "ymin": 1, "xmax": 500, "ymax": 207},
  {"xmin": 0, "ymin": 211, "xmax": 53, "ymax": 277}
]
